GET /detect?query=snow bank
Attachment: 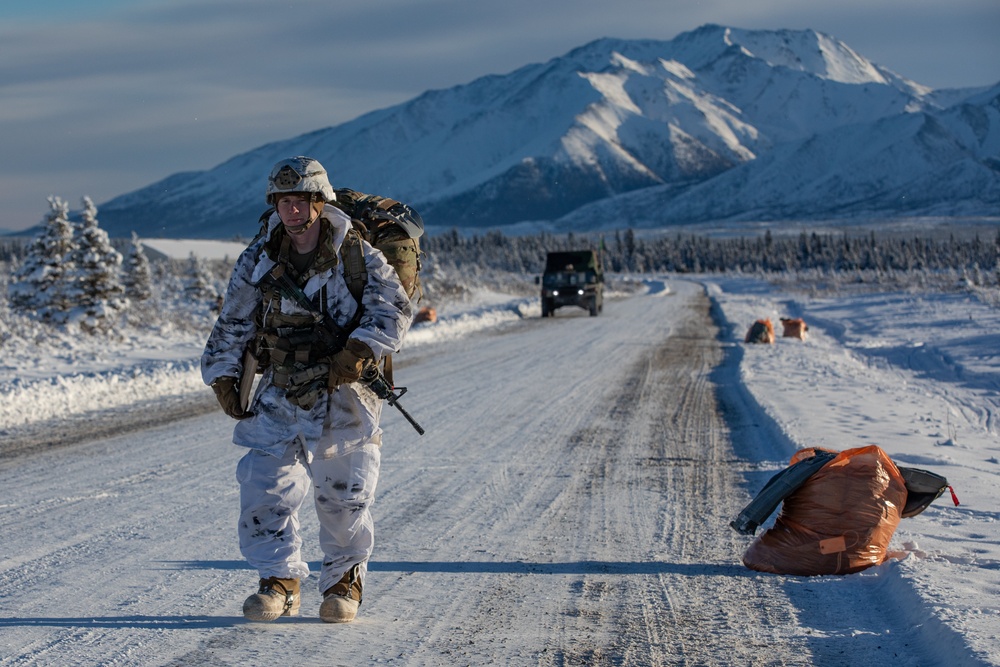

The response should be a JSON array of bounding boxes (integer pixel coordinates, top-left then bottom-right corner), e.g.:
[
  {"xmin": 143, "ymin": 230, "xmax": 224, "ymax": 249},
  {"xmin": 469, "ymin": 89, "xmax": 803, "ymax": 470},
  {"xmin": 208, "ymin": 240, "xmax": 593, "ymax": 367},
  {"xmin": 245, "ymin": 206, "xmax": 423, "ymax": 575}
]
[
  {"xmin": 0, "ymin": 360, "xmax": 204, "ymax": 428},
  {"xmin": 0, "ymin": 289, "xmax": 541, "ymax": 433}
]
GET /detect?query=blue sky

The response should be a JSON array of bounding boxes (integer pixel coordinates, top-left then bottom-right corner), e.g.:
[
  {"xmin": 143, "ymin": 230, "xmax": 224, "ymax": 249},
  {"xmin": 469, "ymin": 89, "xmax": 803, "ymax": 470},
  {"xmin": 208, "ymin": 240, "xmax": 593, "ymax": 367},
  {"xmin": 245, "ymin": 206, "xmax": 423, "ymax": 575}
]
[{"xmin": 1, "ymin": 0, "xmax": 998, "ymax": 233}]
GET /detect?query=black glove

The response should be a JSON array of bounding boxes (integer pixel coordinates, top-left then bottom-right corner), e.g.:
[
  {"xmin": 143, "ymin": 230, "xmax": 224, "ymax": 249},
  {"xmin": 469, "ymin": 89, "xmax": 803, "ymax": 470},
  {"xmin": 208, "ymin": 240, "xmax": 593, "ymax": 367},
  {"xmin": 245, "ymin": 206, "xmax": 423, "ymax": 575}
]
[
  {"xmin": 328, "ymin": 339, "xmax": 374, "ymax": 388},
  {"xmin": 211, "ymin": 376, "xmax": 252, "ymax": 420}
]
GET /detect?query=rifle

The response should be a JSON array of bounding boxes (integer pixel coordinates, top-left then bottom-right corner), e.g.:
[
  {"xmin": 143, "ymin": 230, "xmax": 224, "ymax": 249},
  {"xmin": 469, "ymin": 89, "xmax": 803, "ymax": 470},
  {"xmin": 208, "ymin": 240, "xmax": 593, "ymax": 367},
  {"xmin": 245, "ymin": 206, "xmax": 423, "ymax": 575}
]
[
  {"xmin": 360, "ymin": 362, "xmax": 425, "ymax": 436},
  {"xmin": 256, "ymin": 263, "xmax": 425, "ymax": 435}
]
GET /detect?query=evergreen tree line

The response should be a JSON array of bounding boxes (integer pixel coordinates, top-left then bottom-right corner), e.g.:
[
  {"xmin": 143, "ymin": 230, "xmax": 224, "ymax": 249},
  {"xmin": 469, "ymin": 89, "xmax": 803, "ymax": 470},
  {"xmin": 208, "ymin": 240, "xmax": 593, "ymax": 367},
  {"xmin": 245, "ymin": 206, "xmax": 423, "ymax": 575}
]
[
  {"xmin": 423, "ymin": 228, "xmax": 1000, "ymax": 279},
  {"xmin": 5, "ymin": 196, "xmax": 158, "ymax": 332},
  {"xmin": 6, "ymin": 203, "xmax": 998, "ymax": 336}
]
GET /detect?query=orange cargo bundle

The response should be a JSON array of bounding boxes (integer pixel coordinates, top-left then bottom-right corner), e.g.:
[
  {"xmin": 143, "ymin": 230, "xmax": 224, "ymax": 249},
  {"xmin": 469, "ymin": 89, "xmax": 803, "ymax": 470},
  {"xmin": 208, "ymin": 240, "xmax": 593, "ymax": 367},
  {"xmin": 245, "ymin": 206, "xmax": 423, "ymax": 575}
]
[
  {"xmin": 744, "ymin": 318, "xmax": 775, "ymax": 344},
  {"xmin": 413, "ymin": 306, "xmax": 437, "ymax": 324},
  {"xmin": 779, "ymin": 317, "xmax": 808, "ymax": 340},
  {"xmin": 741, "ymin": 445, "xmax": 907, "ymax": 576}
]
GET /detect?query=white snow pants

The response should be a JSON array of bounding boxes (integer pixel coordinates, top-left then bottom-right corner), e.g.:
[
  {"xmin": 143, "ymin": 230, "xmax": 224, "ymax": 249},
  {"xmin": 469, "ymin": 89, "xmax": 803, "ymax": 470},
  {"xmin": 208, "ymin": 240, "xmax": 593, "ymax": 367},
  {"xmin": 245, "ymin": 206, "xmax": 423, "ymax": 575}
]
[{"xmin": 235, "ymin": 439, "xmax": 381, "ymax": 595}]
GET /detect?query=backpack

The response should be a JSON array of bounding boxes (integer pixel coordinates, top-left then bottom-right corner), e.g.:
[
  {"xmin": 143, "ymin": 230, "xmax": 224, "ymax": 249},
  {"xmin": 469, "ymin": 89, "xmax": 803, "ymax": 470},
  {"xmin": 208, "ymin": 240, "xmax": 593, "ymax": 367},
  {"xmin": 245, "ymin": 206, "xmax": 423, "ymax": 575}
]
[
  {"xmin": 333, "ymin": 190, "xmax": 424, "ymax": 387},
  {"xmin": 741, "ymin": 445, "xmax": 907, "ymax": 575},
  {"xmin": 744, "ymin": 318, "xmax": 775, "ymax": 344},
  {"xmin": 332, "ymin": 188, "xmax": 424, "ymax": 304}
]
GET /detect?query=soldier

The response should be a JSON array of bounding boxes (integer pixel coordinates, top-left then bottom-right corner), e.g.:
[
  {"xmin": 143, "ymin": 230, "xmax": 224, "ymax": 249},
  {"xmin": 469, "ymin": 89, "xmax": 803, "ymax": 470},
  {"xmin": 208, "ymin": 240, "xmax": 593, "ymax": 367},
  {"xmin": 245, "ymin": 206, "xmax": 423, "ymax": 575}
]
[{"xmin": 201, "ymin": 156, "xmax": 414, "ymax": 623}]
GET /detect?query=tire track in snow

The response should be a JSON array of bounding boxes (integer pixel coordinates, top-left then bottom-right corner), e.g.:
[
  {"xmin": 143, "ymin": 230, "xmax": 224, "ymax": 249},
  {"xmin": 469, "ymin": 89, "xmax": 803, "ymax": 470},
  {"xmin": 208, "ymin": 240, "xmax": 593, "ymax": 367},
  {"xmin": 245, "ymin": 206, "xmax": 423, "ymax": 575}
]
[{"xmin": 527, "ymin": 288, "xmax": 810, "ymax": 666}]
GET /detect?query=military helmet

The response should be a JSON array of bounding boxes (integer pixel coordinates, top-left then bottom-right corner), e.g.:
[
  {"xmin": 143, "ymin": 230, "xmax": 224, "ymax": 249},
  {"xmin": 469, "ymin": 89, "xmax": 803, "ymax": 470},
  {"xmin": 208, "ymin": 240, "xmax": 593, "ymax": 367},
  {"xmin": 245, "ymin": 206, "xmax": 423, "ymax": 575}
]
[{"xmin": 266, "ymin": 156, "xmax": 336, "ymax": 204}]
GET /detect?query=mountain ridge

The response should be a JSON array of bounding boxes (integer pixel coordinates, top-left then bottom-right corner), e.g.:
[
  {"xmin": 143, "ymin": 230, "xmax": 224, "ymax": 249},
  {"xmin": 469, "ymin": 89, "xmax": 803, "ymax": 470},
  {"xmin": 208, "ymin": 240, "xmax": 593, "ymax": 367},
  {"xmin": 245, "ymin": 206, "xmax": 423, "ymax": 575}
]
[{"xmin": 93, "ymin": 24, "xmax": 1000, "ymax": 239}]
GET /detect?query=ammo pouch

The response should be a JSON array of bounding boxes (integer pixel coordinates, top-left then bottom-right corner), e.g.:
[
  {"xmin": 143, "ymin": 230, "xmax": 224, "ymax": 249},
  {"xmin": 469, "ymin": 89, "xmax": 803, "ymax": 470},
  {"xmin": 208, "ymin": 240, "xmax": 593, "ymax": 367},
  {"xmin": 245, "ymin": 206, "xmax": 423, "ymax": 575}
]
[
  {"xmin": 283, "ymin": 363, "xmax": 332, "ymax": 410},
  {"xmin": 255, "ymin": 322, "xmax": 348, "ymax": 410}
]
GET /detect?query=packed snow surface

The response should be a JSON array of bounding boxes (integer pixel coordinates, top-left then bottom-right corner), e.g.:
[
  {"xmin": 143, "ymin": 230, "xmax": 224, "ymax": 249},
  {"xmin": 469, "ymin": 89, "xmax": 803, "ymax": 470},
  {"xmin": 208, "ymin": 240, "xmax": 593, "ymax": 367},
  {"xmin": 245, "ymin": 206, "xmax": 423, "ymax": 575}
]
[{"xmin": 0, "ymin": 273, "xmax": 998, "ymax": 665}]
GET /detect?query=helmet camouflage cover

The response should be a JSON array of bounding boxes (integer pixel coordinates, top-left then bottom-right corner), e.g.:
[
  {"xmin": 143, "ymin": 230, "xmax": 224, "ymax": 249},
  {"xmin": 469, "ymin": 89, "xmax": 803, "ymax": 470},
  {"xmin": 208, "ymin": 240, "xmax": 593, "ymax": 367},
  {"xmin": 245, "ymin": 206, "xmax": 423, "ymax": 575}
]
[{"xmin": 266, "ymin": 156, "xmax": 336, "ymax": 204}]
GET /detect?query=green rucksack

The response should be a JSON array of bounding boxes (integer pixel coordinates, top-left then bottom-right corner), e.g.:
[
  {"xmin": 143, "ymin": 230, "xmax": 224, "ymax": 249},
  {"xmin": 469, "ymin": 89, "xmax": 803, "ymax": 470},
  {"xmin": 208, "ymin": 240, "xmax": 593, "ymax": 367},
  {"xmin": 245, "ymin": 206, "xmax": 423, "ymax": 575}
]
[{"xmin": 332, "ymin": 188, "xmax": 424, "ymax": 304}]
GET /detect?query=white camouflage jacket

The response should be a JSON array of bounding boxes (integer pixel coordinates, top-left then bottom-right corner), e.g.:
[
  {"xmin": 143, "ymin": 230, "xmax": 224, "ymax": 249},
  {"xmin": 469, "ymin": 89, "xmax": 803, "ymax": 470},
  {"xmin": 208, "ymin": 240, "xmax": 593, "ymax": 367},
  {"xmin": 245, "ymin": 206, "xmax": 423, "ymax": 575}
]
[{"xmin": 201, "ymin": 204, "xmax": 413, "ymax": 457}]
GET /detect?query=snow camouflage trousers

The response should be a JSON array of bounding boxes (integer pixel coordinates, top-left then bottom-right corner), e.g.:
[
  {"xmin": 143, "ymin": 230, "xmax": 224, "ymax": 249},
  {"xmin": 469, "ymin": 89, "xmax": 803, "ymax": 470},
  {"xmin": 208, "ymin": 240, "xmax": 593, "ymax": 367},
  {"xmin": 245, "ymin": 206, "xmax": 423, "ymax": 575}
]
[{"xmin": 236, "ymin": 439, "xmax": 381, "ymax": 595}]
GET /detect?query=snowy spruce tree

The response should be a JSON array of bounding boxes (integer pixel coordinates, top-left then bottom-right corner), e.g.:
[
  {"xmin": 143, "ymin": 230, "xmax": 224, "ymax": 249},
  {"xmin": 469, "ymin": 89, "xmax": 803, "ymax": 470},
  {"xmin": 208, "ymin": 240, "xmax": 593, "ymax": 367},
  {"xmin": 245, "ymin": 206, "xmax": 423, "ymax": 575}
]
[
  {"xmin": 184, "ymin": 252, "xmax": 217, "ymax": 301},
  {"xmin": 63, "ymin": 196, "xmax": 125, "ymax": 332},
  {"xmin": 8, "ymin": 196, "xmax": 76, "ymax": 318},
  {"xmin": 123, "ymin": 232, "xmax": 153, "ymax": 302}
]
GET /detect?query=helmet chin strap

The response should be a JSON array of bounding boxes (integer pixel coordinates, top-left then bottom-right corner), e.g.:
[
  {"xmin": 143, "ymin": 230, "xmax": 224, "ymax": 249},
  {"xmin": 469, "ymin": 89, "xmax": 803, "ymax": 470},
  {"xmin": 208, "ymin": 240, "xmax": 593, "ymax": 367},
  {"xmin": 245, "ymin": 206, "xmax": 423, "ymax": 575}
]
[{"xmin": 283, "ymin": 214, "xmax": 318, "ymax": 236}]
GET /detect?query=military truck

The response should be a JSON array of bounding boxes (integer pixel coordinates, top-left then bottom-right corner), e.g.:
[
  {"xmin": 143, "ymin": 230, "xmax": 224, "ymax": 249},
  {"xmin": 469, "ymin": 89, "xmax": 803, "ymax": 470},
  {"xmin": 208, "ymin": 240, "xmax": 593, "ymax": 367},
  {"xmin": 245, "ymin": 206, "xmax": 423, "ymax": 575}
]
[{"xmin": 538, "ymin": 249, "xmax": 604, "ymax": 317}]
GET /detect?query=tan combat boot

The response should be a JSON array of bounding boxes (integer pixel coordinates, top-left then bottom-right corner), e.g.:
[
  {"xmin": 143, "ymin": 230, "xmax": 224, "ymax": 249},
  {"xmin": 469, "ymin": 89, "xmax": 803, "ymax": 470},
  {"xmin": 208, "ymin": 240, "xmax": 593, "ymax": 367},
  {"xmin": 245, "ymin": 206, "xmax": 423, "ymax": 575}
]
[
  {"xmin": 319, "ymin": 565, "xmax": 363, "ymax": 623},
  {"xmin": 243, "ymin": 577, "xmax": 300, "ymax": 622}
]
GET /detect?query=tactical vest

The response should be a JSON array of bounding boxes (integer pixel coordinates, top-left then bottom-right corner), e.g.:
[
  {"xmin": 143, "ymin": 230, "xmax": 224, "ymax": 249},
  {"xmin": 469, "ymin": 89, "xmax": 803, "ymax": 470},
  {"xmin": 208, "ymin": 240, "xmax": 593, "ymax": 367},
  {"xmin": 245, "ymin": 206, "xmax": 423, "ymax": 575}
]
[
  {"xmin": 249, "ymin": 196, "xmax": 421, "ymax": 403},
  {"xmin": 251, "ymin": 221, "xmax": 366, "ymax": 394}
]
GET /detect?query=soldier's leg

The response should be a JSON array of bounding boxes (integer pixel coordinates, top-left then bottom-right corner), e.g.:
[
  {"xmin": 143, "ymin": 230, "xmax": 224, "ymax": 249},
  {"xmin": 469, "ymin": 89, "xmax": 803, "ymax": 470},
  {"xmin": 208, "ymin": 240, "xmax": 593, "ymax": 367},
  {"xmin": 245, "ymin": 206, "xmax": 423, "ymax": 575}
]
[
  {"xmin": 311, "ymin": 442, "xmax": 381, "ymax": 597},
  {"xmin": 236, "ymin": 443, "xmax": 312, "ymax": 580}
]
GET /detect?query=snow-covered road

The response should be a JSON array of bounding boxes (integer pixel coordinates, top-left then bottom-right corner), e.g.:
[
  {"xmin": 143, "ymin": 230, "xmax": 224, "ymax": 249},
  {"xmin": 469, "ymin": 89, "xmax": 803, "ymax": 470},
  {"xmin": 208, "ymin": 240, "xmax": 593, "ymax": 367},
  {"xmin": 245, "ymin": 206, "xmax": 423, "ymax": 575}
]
[{"xmin": 4, "ymin": 280, "xmax": 985, "ymax": 666}]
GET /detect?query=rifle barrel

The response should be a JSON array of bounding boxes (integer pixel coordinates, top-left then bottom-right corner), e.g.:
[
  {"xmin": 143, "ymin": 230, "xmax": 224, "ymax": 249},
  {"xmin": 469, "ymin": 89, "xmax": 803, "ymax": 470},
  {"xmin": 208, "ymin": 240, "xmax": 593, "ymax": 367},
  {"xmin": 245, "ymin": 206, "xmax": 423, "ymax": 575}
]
[{"xmin": 390, "ymin": 399, "xmax": 425, "ymax": 436}]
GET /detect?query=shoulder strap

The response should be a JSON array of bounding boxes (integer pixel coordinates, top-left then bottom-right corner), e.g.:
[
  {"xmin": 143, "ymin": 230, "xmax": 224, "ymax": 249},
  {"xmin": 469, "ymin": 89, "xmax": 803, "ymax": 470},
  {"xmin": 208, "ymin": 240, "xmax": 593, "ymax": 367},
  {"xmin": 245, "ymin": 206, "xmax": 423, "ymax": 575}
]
[
  {"xmin": 374, "ymin": 197, "xmax": 400, "ymax": 211},
  {"xmin": 341, "ymin": 227, "xmax": 368, "ymax": 307},
  {"xmin": 341, "ymin": 225, "xmax": 399, "ymax": 384},
  {"xmin": 730, "ymin": 450, "xmax": 837, "ymax": 534},
  {"xmin": 255, "ymin": 208, "xmax": 275, "ymax": 241}
]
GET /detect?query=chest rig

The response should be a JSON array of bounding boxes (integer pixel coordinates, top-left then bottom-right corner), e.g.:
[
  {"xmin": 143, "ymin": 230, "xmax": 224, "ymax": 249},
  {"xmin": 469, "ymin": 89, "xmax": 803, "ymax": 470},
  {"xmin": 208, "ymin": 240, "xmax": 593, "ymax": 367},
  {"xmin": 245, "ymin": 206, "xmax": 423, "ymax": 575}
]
[{"xmin": 250, "ymin": 220, "xmax": 368, "ymax": 394}]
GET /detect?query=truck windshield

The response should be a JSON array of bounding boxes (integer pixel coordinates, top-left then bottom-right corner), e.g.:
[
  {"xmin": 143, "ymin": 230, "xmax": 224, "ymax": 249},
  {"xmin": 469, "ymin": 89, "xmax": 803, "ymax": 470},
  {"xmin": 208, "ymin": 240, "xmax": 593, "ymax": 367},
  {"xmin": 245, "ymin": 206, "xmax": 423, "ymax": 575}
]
[{"xmin": 543, "ymin": 271, "xmax": 593, "ymax": 286}]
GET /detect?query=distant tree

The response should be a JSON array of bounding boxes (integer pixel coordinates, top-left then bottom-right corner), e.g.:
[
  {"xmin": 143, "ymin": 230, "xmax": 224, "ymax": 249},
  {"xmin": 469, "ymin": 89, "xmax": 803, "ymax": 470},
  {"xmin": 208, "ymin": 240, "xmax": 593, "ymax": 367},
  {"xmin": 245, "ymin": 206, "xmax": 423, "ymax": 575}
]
[
  {"xmin": 8, "ymin": 196, "xmax": 76, "ymax": 318},
  {"xmin": 623, "ymin": 228, "xmax": 636, "ymax": 272},
  {"xmin": 0, "ymin": 238, "xmax": 28, "ymax": 263},
  {"xmin": 63, "ymin": 197, "xmax": 125, "ymax": 332},
  {"xmin": 123, "ymin": 232, "xmax": 153, "ymax": 302},
  {"xmin": 184, "ymin": 252, "xmax": 217, "ymax": 300}
]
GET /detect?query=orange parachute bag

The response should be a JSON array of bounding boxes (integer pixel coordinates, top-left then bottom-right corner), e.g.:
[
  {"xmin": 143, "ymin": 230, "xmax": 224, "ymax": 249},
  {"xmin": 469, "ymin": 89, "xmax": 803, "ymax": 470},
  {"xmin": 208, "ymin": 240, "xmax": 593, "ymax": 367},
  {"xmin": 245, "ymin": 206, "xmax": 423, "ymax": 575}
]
[{"xmin": 742, "ymin": 445, "xmax": 907, "ymax": 576}]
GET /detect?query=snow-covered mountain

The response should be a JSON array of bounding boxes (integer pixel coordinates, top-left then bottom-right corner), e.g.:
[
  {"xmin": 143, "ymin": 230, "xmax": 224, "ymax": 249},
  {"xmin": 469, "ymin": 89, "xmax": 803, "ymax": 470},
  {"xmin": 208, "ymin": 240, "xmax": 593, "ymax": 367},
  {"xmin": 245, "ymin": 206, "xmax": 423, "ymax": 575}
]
[{"xmin": 97, "ymin": 24, "xmax": 1000, "ymax": 239}]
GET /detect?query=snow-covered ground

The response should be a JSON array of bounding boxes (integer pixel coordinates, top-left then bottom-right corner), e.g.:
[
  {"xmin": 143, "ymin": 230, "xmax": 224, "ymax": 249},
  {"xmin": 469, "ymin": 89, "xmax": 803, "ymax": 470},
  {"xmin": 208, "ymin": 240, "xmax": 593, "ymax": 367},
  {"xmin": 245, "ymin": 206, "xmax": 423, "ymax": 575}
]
[
  {"xmin": 706, "ymin": 276, "xmax": 1000, "ymax": 664},
  {"xmin": 1, "ymin": 270, "xmax": 998, "ymax": 664}
]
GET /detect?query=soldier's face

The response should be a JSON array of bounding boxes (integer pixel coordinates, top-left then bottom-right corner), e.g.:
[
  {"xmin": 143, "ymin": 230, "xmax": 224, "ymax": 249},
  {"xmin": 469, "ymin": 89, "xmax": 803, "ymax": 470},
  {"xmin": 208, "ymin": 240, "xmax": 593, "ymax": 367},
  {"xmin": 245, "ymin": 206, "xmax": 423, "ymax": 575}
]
[{"xmin": 276, "ymin": 195, "xmax": 312, "ymax": 229}]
